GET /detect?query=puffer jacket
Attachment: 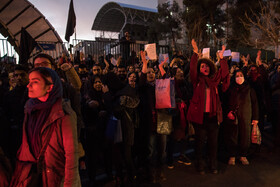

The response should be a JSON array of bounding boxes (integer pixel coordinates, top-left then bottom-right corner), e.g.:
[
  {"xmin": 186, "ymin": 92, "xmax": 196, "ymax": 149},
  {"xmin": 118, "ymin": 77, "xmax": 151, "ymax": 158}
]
[{"xmin": 13, "ymin": 98, "xmax": 81, "ymax": 187}]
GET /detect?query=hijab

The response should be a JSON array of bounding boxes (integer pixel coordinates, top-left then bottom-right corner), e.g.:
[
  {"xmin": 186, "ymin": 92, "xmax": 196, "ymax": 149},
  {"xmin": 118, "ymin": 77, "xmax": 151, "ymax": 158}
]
[{"xmin": 25, "ymin": 67, "xmax": 62, "ymax": 158}]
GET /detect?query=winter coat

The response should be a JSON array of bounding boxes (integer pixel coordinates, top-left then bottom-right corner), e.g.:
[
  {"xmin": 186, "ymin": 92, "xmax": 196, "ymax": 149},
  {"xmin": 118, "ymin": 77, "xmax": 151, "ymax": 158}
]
[
  {"xmin": 138, "ymin": 73, "xmax": 157, "ymax": 132},
  {"xmin": 187, "ymin": 53, "xmax": 230, "ymax": 125},
  {"xmin": 11, "ymin": 98, "xmax": 81, "ymax": 187},
  {"xmin": 225, "ymin": 82, "xmax": 259, "ymax": 125}
]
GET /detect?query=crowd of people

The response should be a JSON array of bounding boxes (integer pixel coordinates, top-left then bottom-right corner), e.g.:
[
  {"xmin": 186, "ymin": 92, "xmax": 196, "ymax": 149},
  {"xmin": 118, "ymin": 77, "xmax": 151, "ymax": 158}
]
[{"xmin": 0, "ymin": 39, "xmax": 279, "ymax": 186}]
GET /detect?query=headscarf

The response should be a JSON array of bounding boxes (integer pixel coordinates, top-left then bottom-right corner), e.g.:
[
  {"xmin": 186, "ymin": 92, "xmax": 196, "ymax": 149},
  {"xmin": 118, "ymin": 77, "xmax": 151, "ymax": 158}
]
[{"xmin": 25, "ymin": 67, "xmax": 62, "ymax": 158}]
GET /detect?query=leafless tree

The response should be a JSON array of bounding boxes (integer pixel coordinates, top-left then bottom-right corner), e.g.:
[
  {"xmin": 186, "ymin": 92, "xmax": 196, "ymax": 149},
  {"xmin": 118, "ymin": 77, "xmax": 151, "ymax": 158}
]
[{"xmin": 240, "ymin": 1, "xmax": 280, "ymax": 56}]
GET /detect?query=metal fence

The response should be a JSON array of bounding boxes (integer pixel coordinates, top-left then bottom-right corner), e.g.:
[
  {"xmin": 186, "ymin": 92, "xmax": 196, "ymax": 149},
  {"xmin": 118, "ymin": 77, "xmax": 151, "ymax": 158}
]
[
  {"xmin": 72, "ymin": 39, "xmax": 169, "ymax": 62},
  {"xmin": 0, "ymin": 38, "xmax": 170, "ymax": 64}
]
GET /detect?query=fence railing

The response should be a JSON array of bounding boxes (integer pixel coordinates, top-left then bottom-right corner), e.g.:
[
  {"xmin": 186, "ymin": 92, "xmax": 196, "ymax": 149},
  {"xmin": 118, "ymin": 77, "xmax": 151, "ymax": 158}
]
[{"xmin": 0, "ymin": 38, "xmax": 170, "ymax": 64}]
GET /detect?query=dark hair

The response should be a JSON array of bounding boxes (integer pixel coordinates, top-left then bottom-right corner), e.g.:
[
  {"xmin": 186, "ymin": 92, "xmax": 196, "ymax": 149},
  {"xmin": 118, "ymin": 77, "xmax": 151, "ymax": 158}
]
[
  {"xmin": 14, "ymin": 64, "xmax": 29, "ymax": 72},
  {"xmin": 127, "ymin": 71, "xmax": 139, "ymax": 83},
  {"xmin": 233, "ymin": 69, "xmax": 244, "ymax": 77},
  {"xmin": 90, "ymin": 75, "xmax": 102, "ymax": 85},
  {"xmin": 118, "ymin": 65, "xmax": 126, "ymax": 70},
  {"xmin": 79, "ymin": 64, "xmax": 87, "ymax": 69},
  {"xmin": 33, "ymin": 53, "xmax": 55, "ymax": 66},
  {"xmin": 29, "ymin": 67, "xmax": 53, "ymax": 85},
  {"xmin": 92, "ymin": 64, "xmax": 102, "ymax": 69},
  {"xmin": 197, "ymin": 58, "xmax": 217, "ymax": 77}
]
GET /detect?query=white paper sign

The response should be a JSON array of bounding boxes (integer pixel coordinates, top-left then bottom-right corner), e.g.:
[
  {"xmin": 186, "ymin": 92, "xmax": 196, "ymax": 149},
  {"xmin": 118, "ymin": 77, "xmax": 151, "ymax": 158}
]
[
  {"xmin": 223, "ymin": 50, "xmax": 232, "ymax": 57},
  {"xmin": 110, "ymin": 57, "xmax": 117, "ymax": 66},
  {"xmin": 159, "ymin": 53, "xmax": 170, "ymax": 63},
  {"xmin": 231, "ymin": 52, "xmax": 240, "ymax": 62},
  {"xmin": 144, "ymin": 43, "xmax": 157, "ymax": 60},
  {"xmin": 202, "ymin": 48, "xmax": 210, "ymax": 58}
]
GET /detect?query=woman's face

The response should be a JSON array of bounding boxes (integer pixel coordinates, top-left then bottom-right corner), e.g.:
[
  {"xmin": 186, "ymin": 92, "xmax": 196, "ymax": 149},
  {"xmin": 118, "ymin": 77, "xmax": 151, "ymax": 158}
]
[
  {"xmin": 93, "ymin": 77, "xmax": 102, "ymax": 91},
  {"xmin": 147, "ymin": 68, "xmax": 155, "ymax": 82},
  {"xmin": 235, "ymin": 71, "xmax": 245, "ymax": 85},
  {"xmin": 128, "ymin": 73, "xmax": 137, "ymax": 88},
  {"xmin": 27, "ymin": 71, "xmax": 53, "ymax": 102},
  {"xmin": 200, "ymin": 62, "xmax": 210, "ymax": 76}
]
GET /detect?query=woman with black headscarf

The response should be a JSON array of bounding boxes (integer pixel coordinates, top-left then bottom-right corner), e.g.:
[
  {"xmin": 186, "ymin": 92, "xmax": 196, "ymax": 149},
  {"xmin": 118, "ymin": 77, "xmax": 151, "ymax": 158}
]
[
  {"xmin": 10, "ymin": 67, "xmax": 80, "ymax": 187},
  {"xmin": 224, "ymin": 70, "xmax": 259, "ymax": 166}
]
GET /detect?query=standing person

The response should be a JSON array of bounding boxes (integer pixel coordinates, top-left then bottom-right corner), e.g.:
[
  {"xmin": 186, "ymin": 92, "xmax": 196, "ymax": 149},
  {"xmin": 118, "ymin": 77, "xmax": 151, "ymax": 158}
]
[
  {"xmin": 82, "ymin": 75, "xmax": 112, "ymax": 185},
  {"xmin": 187, "ymin": 39, "xmax": 230, "ymax": 174},
  {"xmin": 224, "ymin": 70, "xmax": 259, "ymax": 165},
  {"xmin": 137, "ymin": 51, "xmax": 167, "ymax": 183},
  {"xmin": 3, "ymin": 65, "xmax": 29, "ymax": 167},
  {"xmin": 166, "ymin": 67, "xmax": 193, "ymax": 169},
  {"xmin": 10, "ymin": 67, "xmax": 80, "ymax": 187}
]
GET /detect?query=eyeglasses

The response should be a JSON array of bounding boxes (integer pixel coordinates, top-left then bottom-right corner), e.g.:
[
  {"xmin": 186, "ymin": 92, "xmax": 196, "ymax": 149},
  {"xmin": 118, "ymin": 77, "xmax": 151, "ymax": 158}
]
[
  {"xmin": 94, "ymin": 81, "xmax": 102, "ymax": 84},
  {"xmin": 34, "ymin": 61, "xmax": 52, "ymax": 68}
]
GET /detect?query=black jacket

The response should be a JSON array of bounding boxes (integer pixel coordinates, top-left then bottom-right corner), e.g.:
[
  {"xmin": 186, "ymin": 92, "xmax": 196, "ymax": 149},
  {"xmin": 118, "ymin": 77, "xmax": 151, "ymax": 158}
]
[{"xmin": 224, "ymin": 82, "xmax": 259, "ymax": 123}]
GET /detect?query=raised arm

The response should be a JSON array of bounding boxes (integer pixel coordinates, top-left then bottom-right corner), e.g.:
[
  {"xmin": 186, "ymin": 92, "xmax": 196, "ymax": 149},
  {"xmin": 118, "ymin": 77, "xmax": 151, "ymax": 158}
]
[
  {"xmin": 141, "ymin": 51, "xmax": 148, "ymax": 74},
  {"xmin": 189, "ymin": 39, "xmax": 199, "ymax": 85},
  {"xmin": 158, "ymin": 56, "xmax": 169, "ymax": 77}
]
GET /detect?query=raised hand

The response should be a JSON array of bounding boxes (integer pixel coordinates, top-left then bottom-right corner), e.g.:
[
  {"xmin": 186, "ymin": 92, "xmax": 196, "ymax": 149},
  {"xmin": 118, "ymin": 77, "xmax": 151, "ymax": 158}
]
[
  {"xmin": 219, "ymin": 45, "xmax": 226, "ymax": 59},
  {"xmin": 241, "ymin": 55, "xmax": 248, "ymax": 67},
  {"xmin": 191, "ymin": 39, "xmax": 198, "ymax": 54},
  {"xmin": 140, "ymin": 51, "xmax": 147, "ymax": 65},
  {"xmin": 256, "ymin": 50, "xmax": 262, "ymax": 66}
]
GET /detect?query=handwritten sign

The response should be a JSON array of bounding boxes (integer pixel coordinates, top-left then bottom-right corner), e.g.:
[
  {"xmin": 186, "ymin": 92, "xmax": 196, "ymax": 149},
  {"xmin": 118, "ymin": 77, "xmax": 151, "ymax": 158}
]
[
  {"xmin": 223, "ymin": 50, "xmax": 232, "ymax": 57},
  {"xmin": 144, "ymin": 43, "xmax": 157, "ymax": 60},
  {"xmin": 202, "ymin": 48, "xmax": 210, "ymax": 58},
  {"xmin": 110, "ymin": 57, "xmax": 117, "ymax": 66},
  {"xmin": 231, "ymin": 52, "xmax": 240, "ymax": 62}
]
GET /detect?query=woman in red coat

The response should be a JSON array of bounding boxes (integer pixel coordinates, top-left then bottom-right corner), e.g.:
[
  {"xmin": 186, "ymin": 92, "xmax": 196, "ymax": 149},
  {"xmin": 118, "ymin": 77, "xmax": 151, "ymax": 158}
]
[
  {"xmin": 10, "ymin": 67, "xmax": 80, "ymax": 187},
  {"xmin": 187, "ymin": 39, "xmax": 230, "ymax": 174}
]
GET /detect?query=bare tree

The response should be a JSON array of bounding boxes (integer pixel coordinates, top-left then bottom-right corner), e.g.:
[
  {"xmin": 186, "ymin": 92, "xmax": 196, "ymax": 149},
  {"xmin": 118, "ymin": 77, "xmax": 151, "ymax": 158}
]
[{"xmin": 240, "ymin": 1, "xmax": 280, "ymax": 56}]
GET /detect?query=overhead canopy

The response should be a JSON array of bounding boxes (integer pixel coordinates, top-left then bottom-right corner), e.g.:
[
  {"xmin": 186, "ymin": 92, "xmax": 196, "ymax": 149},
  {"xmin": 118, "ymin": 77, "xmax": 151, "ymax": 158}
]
[
  {"xmin": 0, "ymin": 0, "xmax": 63, "ymax": 53},
  {"xmin": 92, "ymin": 2, "xmax": 157, "ymax": 33}
]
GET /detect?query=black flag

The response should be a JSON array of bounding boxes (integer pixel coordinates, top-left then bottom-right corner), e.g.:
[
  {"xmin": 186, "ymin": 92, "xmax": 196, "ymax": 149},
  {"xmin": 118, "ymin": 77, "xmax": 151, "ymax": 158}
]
[
  {"xmin": 19, "ymin": 28, "xmax": 37, "ymax": 64},
  {"xmin": 65, "ymin": 0, "xmax": 76, "ymax": 42}
]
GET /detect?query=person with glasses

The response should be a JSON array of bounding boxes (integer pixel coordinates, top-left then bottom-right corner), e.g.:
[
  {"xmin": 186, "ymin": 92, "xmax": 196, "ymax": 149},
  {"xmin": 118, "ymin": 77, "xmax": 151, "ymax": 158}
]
[
  {"xmin": 33, "ymin": 53, "xmax": 84, "ymax": 162},
  {"xmin": 33, "ymin": 53, "xmax": 82, "ymax": 92}
]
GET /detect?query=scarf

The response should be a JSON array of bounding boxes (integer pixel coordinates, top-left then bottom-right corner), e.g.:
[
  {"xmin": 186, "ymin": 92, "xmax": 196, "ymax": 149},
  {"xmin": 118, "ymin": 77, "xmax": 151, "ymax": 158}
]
[
  {"xmin": 25, "ymin": 68, "xmax": 62, "ymax": 158},
  {"xmin": 198, "ymin": 75, "xmax": 219, "ymax": 117}
]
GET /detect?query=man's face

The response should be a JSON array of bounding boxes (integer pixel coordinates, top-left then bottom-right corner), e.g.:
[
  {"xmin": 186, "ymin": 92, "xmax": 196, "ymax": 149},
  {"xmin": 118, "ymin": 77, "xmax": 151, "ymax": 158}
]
[
  {"xmin": 117, "ymin": 67, "xmax": 127, "ymax": 81},
  {"xmin": 34, "ymin": 57, "xmax": 52, "ymax": 69},
  {"xmin": 78, "ymin": 67, "xmax": 88, "ymax": 74},
  {"xmin": 92, "ymin": 66, "xmax": 102, "ymax": 76},
  {"xmin": 14, "ymin": 70, "xmax": 28, "ymax": 86}
]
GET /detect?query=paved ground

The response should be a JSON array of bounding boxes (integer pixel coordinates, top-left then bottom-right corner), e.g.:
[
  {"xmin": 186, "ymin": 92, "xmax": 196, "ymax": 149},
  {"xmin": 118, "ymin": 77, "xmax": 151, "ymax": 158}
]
[{"xmin": 81, "ymin": 127, "xmax": 280, "ymax": 187}]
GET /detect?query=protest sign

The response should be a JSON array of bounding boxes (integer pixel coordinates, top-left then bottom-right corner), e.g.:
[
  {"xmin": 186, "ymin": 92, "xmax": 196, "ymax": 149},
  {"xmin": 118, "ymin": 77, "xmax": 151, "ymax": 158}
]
[
  {"xmin": 202, "ymin": 48, "xmax": 210, "ymax": 58},
  {"xmin": 144, "ymin": 43, "xmax": 157, "ymax": 60}
]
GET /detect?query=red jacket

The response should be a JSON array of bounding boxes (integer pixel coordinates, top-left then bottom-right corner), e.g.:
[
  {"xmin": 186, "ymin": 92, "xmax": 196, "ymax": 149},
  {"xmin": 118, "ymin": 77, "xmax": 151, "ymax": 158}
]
[
  {"xmin": 11, "ymin": 99, "xmax": 81, "ymax": 187},
  {"xmin": 187, "ymin": 53, "xmax": 230, "ymax": 125}
]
